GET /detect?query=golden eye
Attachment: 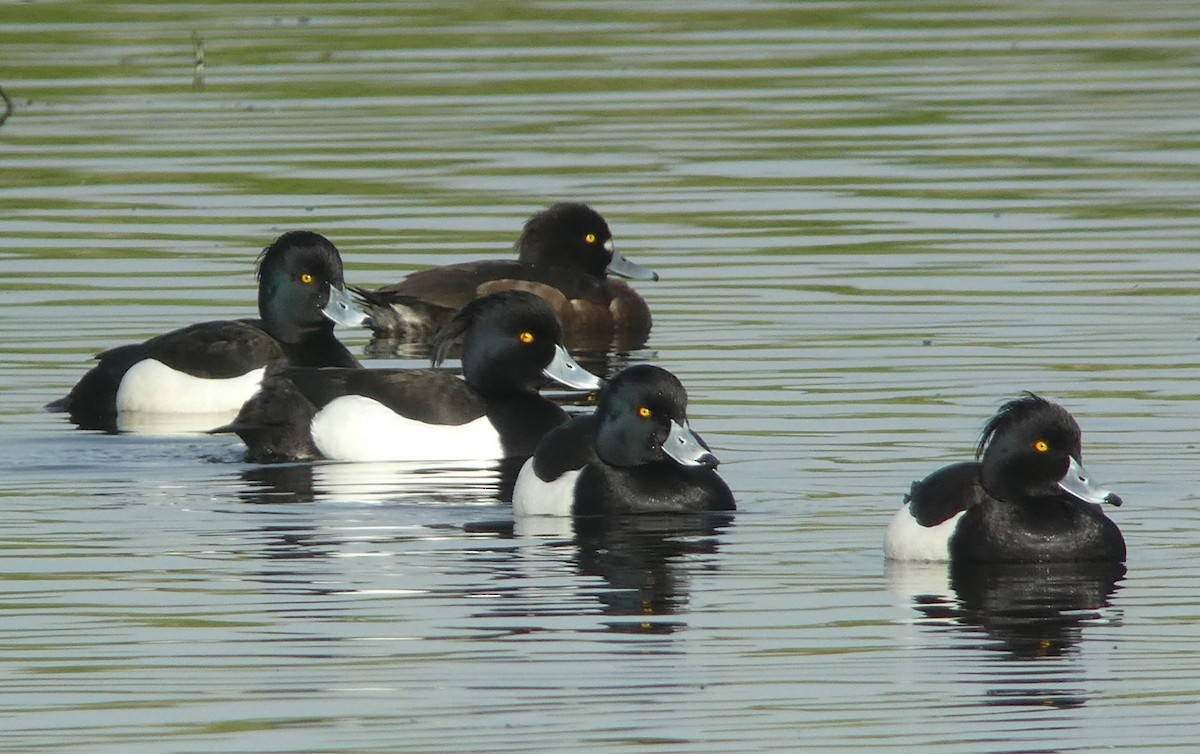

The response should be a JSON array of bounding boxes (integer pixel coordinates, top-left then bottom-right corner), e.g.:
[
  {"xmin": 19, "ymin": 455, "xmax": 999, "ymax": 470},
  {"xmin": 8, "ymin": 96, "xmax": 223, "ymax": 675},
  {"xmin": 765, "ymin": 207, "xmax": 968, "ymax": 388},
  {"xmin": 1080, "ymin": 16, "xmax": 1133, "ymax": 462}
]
[
  {"xmin": 637, "ymin": 406, "xmax": 652, "ymax": 418},
  {"xmin": 518, "ymin": 331, "xmax": 535, "ymax": 344},
  {"xmin": 1034, "ymin": 440, "xmax": 1049, "ymax": 452},
  {"xmin": 300, "ymin": 272, "xmax": 314, "ymax": 284},
  {"xmin": 585, "ymin": 233, "xmax": 597, "ymax": 244}
]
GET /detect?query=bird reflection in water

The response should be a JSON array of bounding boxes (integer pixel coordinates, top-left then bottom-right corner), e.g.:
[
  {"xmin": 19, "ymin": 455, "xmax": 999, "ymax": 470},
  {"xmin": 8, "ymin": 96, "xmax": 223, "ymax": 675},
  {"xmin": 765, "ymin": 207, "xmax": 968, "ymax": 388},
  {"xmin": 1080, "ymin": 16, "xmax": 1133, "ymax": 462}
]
[
  {"xmin": 238, "ymin": 457, "xmax": 524, "ymax": 506},
  {"xmin": 233, "ymin": 458, "xmax": 520, "ymax": 563},
  {"xmin": 236, "ymin": 462, "xmax": 732, "ymax": 635},
  {"xmin": 231, "ymin": 458, "xmax": 523, "ymax": 583},
  {"xmin": 506, "ymin": 512, "xmax": 735, "ymax": 635},
  {"xmin": 948, "ymin": 561, "xmax": 1125, "ymax": 660},
  {"xmin": 889, "ymin": 559, "xmax": 1125, "ymax": 709},
  {"xmin": 472, "ymin": 511, "xmax": 734, "ymax": 633}
]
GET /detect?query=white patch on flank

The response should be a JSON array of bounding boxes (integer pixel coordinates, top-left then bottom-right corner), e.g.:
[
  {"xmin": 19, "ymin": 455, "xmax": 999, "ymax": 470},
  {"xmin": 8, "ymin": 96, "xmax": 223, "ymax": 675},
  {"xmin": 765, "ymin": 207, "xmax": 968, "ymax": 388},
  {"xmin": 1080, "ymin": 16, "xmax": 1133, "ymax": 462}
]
[
  {"xmin": 883, "ymin": 505, "xmax": 964, "ymax": 562},
  {"xmin": 309, "ymin": 394, "xmax": 503, "ymax": 462},
  {"xmin": 512, "ymin": 458, "xmax": 581, "ymax": 517},
  {"xmin": 115, "ymin": 360, "xmax": 265, "ymax": 414}
]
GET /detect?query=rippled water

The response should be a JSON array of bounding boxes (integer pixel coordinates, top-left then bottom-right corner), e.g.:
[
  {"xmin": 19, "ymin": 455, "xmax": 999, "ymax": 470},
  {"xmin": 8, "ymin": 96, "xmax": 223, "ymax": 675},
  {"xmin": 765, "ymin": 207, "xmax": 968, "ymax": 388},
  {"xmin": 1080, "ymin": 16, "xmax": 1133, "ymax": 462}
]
[{"xmin": 4, "ymin": 2, "xmax": 1200, "ymax": 751}]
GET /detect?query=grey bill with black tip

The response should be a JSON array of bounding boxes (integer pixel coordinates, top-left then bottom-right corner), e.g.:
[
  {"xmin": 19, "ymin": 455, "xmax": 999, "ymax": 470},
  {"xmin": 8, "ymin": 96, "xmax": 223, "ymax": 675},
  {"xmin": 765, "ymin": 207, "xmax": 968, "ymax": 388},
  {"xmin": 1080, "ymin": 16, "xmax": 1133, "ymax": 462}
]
[
  {"xmin": 542, "ymin": 344, "xmax": 604, "ymax": 390},
  {"xmin": 1059, "ymin": 456, "xmax": 1122, "ymax": 506},
  {"xmin": 664, "ymin": 420, "xmax": 719, "ymax": 469}
]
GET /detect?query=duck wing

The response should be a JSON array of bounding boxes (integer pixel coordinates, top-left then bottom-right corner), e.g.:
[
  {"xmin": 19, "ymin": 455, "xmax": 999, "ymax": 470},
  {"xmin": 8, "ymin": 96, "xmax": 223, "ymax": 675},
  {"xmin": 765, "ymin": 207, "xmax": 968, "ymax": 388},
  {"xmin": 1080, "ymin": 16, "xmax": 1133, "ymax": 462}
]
[{"xmin": 905, "ymin": 461, "xmax": 988, "ymax": 526}]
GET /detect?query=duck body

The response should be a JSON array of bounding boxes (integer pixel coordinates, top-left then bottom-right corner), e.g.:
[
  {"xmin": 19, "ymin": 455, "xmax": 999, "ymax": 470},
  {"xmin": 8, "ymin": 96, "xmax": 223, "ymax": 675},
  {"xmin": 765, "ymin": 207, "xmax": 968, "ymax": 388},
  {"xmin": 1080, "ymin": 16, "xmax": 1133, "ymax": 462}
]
[
  {"xmin": 885, "ymin": 394, "xmax": 1125, "ymax": 564},
  {"xmin": 513, "ymin": 364, "xmax": 735, "ymax": 517},
  {"xmin": 48, "ymin": 231, "xmax": 365, "ymax": 431},
  {"xmin": 946, "ymin": 478, "xmax": 1126, "ymax": 563},
  {"xmin": 227, "ymin": 365, "xmax": 579, "ymax": 463},
  {"xmin": 220, "ymin": 290, "xmax": 603, "ymax": 463},
  {"xmin": 64, "ymin": 321, "xmax": 280, "ymax": 418},
  {"xmin": 357, "ymin": 203, "xmax": 657, "ymax": 350}
]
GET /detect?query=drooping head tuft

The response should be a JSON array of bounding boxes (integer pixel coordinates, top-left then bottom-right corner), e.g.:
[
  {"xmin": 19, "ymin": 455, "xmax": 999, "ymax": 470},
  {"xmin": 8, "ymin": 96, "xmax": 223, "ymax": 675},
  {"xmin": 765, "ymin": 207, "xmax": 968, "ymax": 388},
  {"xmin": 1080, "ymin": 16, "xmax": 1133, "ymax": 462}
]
[
  {"xmin": 430, "ymin": 289, "xmax": 562, "ymax": 369},
  {"xmin": 975, "ymin": 392, "xmax": 1081, "ymax": 460}
]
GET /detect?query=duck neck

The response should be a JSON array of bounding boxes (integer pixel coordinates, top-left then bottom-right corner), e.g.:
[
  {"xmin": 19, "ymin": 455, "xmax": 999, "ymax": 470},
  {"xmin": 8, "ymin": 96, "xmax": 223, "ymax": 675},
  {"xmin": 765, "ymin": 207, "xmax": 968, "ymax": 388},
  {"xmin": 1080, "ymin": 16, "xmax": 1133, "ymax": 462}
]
[{"xmin": 464, "ymin": 360, "xmax": 537, "ymax": 398}]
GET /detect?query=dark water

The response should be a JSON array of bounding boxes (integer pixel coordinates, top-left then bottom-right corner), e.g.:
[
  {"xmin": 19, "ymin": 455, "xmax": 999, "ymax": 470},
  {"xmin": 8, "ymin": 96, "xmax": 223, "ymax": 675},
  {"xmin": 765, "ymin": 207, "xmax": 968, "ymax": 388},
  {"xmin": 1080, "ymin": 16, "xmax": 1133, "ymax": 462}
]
[{"xmin": 3, "ymin": 2, "xmax": 1200, "ymax": 751}]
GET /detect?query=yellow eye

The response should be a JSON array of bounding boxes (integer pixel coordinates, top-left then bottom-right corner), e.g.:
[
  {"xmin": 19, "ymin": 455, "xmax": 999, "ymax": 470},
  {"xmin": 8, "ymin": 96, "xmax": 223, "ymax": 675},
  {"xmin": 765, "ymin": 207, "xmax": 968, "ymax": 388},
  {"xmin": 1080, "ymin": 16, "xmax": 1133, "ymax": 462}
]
[
  {"xmin": 300, "ymin": 272, "xmax": 314, "ymax": 284},
  {"xmin": 518, "ymin": 331, "xmax": 535, "ymax": 344},
  {"xmin": 585, "ymin": 233, "xmax": 596, "ymax": 244},
  {"xmin": 637, "ymin": 406, "xmax": 652, "ymax": 418},
  {"xmin": 1034, "ymin": 440, "xmax": 1049, "ymax": 452}
]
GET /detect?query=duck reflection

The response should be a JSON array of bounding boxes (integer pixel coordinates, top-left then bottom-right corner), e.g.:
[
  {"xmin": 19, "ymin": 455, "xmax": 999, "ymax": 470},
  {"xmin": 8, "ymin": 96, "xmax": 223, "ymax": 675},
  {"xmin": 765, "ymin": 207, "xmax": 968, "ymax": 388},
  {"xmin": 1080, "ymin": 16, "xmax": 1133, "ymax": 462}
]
[
  {"xmin": 238, "ymin": 457, "xmax": 523, "ymax": 506},
  {"xmin": 890, "ymin": 560, "xmax": 1124, "ymax": 658},
  {"xmin": 240, "ymin": 462, "xmax": 317, "ymax": 504},
  {"xmin": 579, "ymin": 514, "xmax": 733, "ymax": 632},
  {"xmin": 948, "ymin": 560, "xmax": 1125, "ymax": 660},
  {"xmin": 58, "ymin": 409, "xmax": 244, "ymax": 435},
  {"xmin": 889, "ymin": 559, "xmax": 1124, "ymax": 709},
  {"xmin": 504, "ymin": 512, "xmax": 734, "ymax": 634},
  {"xmin": 234, "ymin": 460, "xmax": 731, "ymax": 634}
]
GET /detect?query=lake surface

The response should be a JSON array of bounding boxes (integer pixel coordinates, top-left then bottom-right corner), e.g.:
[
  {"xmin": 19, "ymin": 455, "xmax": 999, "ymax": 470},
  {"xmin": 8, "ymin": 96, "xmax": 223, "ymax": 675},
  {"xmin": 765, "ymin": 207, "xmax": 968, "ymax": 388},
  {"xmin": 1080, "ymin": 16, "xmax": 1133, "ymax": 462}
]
[{"xmin": 3, "ymin": 1, "xmax": 1200, "ymax": 751}]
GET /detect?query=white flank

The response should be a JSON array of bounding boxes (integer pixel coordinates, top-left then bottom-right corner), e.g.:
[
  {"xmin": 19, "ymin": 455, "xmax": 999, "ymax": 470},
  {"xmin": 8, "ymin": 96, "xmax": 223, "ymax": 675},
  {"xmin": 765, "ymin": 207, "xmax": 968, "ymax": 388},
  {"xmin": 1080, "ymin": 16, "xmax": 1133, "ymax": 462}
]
[
  {"xmin": 116, "ymin": 360, "xmax": 265, "ymax": 414},
  {"xmin": 883, "ymin": 505, "xmax": 964, "ymax": 562},
  {"xmin": 512, "ymin": 458, "xmax": 581, "ymax": 517},
  {"xmin": 309, "ymin": 394, "xmax": 503, "ymax": 462}
]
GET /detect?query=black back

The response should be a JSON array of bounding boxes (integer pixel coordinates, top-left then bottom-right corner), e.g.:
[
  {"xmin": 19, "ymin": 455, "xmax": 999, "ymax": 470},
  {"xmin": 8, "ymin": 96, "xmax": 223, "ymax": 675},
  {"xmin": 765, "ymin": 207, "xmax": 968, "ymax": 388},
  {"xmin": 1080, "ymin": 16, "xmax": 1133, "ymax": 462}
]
[
  {"xmin": 905, "ymin": 461, "xmax": 988, "ymax": 527},
  {"xmin": 389, "ymin": 259, "xmax": 609, "ymax": 307},
  {"xmin": 530, "ymin": 415, "xmax": 600, "ymax": 480}
]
